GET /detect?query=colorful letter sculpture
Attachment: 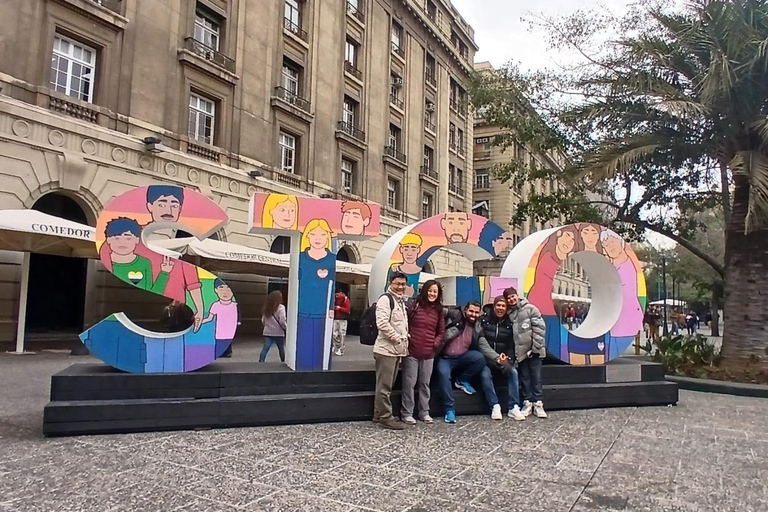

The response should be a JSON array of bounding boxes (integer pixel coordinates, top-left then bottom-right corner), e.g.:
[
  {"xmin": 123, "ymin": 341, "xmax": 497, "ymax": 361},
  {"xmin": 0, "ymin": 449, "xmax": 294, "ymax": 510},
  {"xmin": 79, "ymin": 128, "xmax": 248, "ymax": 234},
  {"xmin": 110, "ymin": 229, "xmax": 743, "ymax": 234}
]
[
  {"xmin": 369, "ymin": 213, "xmax": 513, "ymax": 304},
  {"xmin": 249, "ymin": 194, "xmax": 380, "ymax": 371},
  {"xmin": 80, "ymin": 186, "xmax": 238, "ymax": 373},
  {"xmin": 500, "ymin": 224, "xmax": 646, "ymax": 365}
]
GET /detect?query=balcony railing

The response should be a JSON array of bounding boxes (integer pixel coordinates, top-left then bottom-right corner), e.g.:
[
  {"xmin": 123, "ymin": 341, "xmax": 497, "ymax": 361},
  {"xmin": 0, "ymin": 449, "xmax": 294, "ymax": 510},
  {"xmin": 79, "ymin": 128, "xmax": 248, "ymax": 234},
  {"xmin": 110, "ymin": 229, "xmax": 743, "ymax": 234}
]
[
  {"xmin": 48, "ymin": 96, "xmax": 98, "ymax": 123},
  {"xmin": 344, "ymin": 60, "xmax": 363, "ymax": 80},
  {"xmin": 283, "ymin": 17, "xmax": 308, "ymax": 41},
  {"xmin": 424, "ymin": 117, "xmax": 436, "ymax": 132},
  {"xmin": 425, "ymin": 70, "xmax": 437, "ymax": 87},
  {"xmin": 391, "ymin": 42, "xmax": 405, "ymax": 59},
  {"xmin": 346, "ymin": 1, "xmax": 364, "ymax": 22},
  {"xmin": 420, "ymin": 165, "xmax": 438, "ymax": 181},
  {"xmin": 474, "ymin": 149, "xmax": 492, "ymax": 159},
  {"xmin": 449, "ymin": 141, "xmax": 457, "ymax": 152},
  {"xmin": 389, "ymin": 94, "xmax": 404, "ymax": 109},
  {"xmin": 384, "ymin": 145, "xmax": 407, "ymax": 164},
  {"xmin": 275, "ymin": 170, "xmax": 303, "ymax": 188},
  {"xmin": 338, "ymin": 121, "xmax": 366, "ymax": 141},
  {"xmin": 188, "ymin": 142, "xmax": 220, "ymax": 162},
  {"xmin": 457, "ymin": 144, "xmax": 465, "ymax": 157},
  {"xmin": 93, "ymin": 0, "xmax": 122, "ymax": 13},
  {"xmin": 449, "ymin": 97, "xmax": 459, "ymax": 112},
  {"xmin": 449, "ymin": 183, "xmax": 465, "ymax": 196},
  {"xmin": 183, "ymin": 37, "xmax": 235, "ymax": 73},
  {"xmin": 274, "ymin": 86, "xmax": 310, "ymax": 112}
]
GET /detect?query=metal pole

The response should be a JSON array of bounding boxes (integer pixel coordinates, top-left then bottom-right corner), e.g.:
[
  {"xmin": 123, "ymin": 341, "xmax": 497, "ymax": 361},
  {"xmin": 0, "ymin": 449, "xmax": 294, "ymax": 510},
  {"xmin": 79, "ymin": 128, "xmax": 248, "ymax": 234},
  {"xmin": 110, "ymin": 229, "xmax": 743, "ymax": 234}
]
[
  {"xmin": 12, "ymin": 252, "xmax": 31, "ymax": 354},
  {"xmin": 662, "ymin": 257, "xmax": 668, "ymax": 336}
]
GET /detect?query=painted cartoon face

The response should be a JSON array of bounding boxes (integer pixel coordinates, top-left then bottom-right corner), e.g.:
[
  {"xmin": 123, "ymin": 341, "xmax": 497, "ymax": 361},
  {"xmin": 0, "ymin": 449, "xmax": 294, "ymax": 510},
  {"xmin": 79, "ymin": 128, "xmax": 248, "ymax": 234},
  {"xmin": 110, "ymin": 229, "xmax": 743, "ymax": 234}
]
[
  {"xmin": 441, "ymin": 213, "xmax": 471, "ymax": 244},
  {"xmin": 270, "ymin": 200, "xmax": 297, "ymax": 230},
  {"xmin": 580, "ymin": 225, "xmax": 600, "ymax": 250},
  {"xmin": 307, "ymin": 226, "xmax": 328, "ymax": 250},
  {"xmin": 426, "ymin": 284, "xmax": 439, "ymax": 303},
  {"xmin": 493, "ymin": 300, "xmax": 507, "ymax": 318},
  {"xmin": 399, "ymin": 244, "xmax": 421, "ymax": 264},
  {"xmin": 557, "ymin": 231, "xmax": 576, "ymax": 255},
  {"xmin": 493, "ymin": 232, "xmax": 515, "ymax": 256},
  {"xmin": 107, "ymin": 231, "xmax": 139, "ymax": 256},
  {"xmin": 341, "ymin": 209, "xmax": 369, "ymax": 235},
  {"xmin": 603, "ymin": 236, "xmax": 624, "ymax": 260},
  {"xmin": 215, "ymin": 284, "xmax": 234, "ymax": 301},
  {"xmin": 147, "ymin": 195, "xmax": 181, "ymax": 223}
]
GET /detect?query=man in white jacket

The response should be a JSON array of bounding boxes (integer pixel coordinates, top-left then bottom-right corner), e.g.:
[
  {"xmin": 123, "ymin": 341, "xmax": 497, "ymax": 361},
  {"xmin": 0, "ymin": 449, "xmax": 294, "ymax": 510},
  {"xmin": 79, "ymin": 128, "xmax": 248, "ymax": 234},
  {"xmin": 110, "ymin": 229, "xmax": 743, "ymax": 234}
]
[{"xmin": 373, "ymin": 271, "xmax": 409, "ymax": 430}]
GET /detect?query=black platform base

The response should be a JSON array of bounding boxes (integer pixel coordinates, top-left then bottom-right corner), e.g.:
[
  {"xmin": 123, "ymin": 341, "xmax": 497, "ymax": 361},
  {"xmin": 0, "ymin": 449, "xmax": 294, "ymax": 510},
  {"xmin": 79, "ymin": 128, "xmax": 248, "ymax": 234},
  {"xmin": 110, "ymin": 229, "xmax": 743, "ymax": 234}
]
[{"xmin": 43, "ymin": 358, "xmax": 678, "ymax": 436}]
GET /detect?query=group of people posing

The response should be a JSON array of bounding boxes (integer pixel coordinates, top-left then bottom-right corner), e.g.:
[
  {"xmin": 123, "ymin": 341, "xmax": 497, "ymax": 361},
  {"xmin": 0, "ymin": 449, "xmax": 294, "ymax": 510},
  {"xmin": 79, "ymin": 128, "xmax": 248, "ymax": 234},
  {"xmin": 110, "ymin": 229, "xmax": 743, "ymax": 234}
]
[{"xmin": 371, "ymin": 272, "xmax": 548, "ymax": 430}]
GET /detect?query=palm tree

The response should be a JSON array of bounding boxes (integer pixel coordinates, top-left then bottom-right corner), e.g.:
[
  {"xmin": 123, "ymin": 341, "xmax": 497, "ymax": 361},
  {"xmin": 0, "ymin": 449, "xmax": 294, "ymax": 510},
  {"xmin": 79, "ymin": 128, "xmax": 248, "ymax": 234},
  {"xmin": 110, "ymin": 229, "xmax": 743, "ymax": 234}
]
[{"xmin": 560, "ymin": 0, "xmax": 768, "ymax": 367}]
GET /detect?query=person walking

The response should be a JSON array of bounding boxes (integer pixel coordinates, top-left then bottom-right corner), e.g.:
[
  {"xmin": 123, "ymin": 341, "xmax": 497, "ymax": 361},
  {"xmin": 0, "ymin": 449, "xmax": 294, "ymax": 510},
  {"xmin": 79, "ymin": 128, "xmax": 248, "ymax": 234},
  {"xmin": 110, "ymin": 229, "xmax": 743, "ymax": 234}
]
[
  {"xmin": 477, "ymin": 297, "xmax": 526, "ymax": 421},
  {"xmin": 373, "ymin": 272, "xmax": 410, "ymax": 430},
  {"xmin": 647, "ymin": 307, "xmax": 661, "ymax": 343},
  {"xmin": 332, "ymin": 288, "xmax": 351, "ymax": 356},
  {"xmin": 400, "ymin": 280, "xmax": 445, "ymax": 425},
  {"xmin": 564, "ymin": 304, "xmax": 576, "ymax": 331},
  {"xmin": 434, "ymin": 301, "xmax": 501, "ymax": 423},
  {"xmin": 504, "ymin": 287, "xmax": 548, "ymax": 419},
  {"xmin": 259, "ymin": 290, "xmax": 287, "ymax": 363}
]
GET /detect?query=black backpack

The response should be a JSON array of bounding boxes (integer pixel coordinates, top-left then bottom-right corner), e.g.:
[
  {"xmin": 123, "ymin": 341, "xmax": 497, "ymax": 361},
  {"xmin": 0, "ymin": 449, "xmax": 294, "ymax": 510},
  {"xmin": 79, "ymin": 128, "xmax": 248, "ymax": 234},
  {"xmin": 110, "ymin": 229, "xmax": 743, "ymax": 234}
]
[{"xmin": 359, "ymin": 293, "xmax": 395, "ymax": 346}]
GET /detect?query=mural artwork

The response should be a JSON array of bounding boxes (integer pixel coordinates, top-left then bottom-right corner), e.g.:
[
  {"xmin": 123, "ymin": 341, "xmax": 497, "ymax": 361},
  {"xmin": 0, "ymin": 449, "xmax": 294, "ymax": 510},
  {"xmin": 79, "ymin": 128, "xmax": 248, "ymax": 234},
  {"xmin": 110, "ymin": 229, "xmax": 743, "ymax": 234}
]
[
  {"xmin": 250, "ymin": 194, "xmax": 380, "ymax": 371},
  {"xmin": 81, "ymin": 186, "xmax": 237, "ymax": 373},
  {"xmin": 501, "ymin": 223, "xmax": 646, "ymax": 365},
  {"xmin": 369, "ymin": 213, "xmax": 513, "ymax": 304}
]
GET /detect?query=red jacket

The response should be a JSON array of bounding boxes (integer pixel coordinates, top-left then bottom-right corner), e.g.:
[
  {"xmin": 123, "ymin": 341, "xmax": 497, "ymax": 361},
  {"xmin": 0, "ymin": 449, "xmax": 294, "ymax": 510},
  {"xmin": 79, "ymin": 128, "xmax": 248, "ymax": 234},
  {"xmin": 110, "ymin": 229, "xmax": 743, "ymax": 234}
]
[
  {"xmin": 334, "ymin": 293, "xmax": 350, "ymax": 320},
  {"xmin": 406, "ymin": 301, "xmax": 445, "ymax": 359}
]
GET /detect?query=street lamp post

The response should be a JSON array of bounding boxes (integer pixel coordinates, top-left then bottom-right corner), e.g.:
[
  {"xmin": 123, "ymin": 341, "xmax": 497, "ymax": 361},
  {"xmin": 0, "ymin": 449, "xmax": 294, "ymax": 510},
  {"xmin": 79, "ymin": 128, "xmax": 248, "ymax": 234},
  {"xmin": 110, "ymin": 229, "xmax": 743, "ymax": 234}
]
[{"xmin": 662, "ymin": 257, "xmax": 669, "ymax": 336}]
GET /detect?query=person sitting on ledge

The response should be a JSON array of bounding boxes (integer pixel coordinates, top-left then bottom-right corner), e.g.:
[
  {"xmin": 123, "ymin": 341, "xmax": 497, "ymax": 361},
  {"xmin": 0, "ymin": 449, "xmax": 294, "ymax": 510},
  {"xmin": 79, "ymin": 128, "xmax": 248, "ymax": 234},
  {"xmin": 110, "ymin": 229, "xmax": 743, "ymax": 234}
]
[{"xmin": 434, "ymin": 301, "xmax": 502, "ymax": 423}]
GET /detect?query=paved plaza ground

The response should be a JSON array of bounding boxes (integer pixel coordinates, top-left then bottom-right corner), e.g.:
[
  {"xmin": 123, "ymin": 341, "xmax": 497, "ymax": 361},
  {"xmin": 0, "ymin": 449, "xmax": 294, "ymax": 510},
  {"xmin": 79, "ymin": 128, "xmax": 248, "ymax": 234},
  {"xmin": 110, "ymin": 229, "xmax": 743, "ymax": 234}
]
[{"xmin": 0, "ymin": 342, "xmax": 766, "ymax": 511}]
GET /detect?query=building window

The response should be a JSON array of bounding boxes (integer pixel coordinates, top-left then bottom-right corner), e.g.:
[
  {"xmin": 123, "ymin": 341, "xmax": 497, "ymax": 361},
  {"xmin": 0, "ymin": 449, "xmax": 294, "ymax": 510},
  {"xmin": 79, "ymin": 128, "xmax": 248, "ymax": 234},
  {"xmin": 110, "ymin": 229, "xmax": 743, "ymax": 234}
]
[
  {"xmin": 285, "ymin": 0, "xmax": 301, "ymax": 28},
  {"xmin": 425, "ymin": 53, "xmax": 436, "ymax": 85},
  {"xmin": 449, "ymin": 164, "xmax": 456, "ymax": 187},
  {"xmin": 457, "ymin": 128, "xmax": 465, "ymax": 154},
  {"xmin": 343, "ymin": 96, "xmax": 357, "ymax": 127},
  {"xmin": 341, "ymin": 159, "xmax": 355, "ymax": 193},
  {"xmin": 50, "ymin": 35, "xmax": 97, "ymax": 103},
  {"xmin": 279, "ymin": 131, "xmax": 297, "ymax": 173},
  {"xmin": 475, "ymin": 169, "xmax": 490, "ymax": 189},
  {"xmin": 422, "ymin": 192, "xmax": 433, "ymax": 219},
  {"xmin": 194, "ymin": 9, "xmax": 221, "ymax": 50},
  {"xmin": 423, "ymin": 145, "xmax": 434, "ymax": 170},
  {"xmin": 456, "ymin": 168, "xmax": 464, "ymax": 189},
  {"xmin": 188, "ymin": 93, "xmax": 216, "ymax": 145},
  {"xmin": 449, "ymin": 123, "xmax": 456, "ymax": 149},
  {"xmin": 388, "ymin": 124, "xmax": 401, "ymax": 151},
  {"xmin": 391, "ymin": 22, "xmax": 402, "ymax": 51},
  {"xmin": 282, "ymin": 59, "xmax": 300, "ymax": 95},
  {"xmin": 390, "ymin": 74, "xmax": 403, "ymax": 107},
  {"xmin": 387, "ymin": 178, "xmax": 398, "ymax": 209},
  {"xmin": 345, "ymin": 38, "xmax": 358, "ymax": 67}
]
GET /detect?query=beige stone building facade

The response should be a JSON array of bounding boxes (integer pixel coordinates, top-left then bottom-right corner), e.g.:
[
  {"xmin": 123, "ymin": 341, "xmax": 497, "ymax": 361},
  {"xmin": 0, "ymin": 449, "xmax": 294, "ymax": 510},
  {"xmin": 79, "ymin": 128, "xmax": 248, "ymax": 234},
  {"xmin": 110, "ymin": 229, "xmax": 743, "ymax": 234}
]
[
  {"xmin": 0, "ymin": 0, "xmax": 477, "ymax": 344},
  {"xmin": 471, "ymin": 63, "xmax": 590, "ymax": 304}
]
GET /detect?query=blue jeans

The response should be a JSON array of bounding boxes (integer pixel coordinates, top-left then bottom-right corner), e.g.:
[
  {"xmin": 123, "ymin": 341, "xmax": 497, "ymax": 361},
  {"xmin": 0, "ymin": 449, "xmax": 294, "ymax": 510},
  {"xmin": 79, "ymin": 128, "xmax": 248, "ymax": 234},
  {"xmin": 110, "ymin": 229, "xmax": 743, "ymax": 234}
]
[
  {"xmin": 518, "ymin": 355, "xmax": 543, "ymax": 402},
  {"xmin": 436, "ymin": 350, "xmax": 498, "ymax": 411},
  {"xmin": 259, "ymin": 336, "xmax": 285, "ymax": 362},
  {"xmin": 490, "ymin": 364, "xmax": 521, "ymax": 409}
]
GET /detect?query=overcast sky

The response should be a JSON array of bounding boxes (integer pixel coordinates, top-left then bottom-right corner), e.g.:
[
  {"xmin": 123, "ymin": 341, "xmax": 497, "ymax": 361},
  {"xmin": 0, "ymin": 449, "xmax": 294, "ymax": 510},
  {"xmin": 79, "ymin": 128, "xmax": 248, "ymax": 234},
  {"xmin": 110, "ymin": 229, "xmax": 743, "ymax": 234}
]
[{"xmin": 451, "ymin": 0, "xmax": 637, "ymax": 70}]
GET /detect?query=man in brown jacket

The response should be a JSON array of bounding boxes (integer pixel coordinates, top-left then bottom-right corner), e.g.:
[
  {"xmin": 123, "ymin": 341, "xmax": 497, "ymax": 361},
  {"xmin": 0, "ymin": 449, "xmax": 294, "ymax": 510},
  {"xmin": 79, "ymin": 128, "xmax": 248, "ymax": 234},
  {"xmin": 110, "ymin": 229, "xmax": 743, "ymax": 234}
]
[{"xmin": 373, "ymin": 271, "xmax": 409, "ymax": 430}]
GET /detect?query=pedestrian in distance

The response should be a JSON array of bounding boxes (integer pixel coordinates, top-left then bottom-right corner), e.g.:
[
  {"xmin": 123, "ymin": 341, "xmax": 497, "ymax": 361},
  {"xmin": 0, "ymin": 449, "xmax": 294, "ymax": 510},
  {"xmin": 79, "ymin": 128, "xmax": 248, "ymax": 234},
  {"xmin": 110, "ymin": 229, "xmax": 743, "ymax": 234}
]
[
  {"xmin": 434, "ymin": 301, "xmax": 501, "ymax": 423},
  {"xmin": 260, "ymin": 290, "xmax": 287, "ymax": 363},
  {"xmin": 564, "ymin": 304, "xmax": 576, "ymax": 331},
  {"xmin": 476, "ymin": 297, "xmax": 526, "ymax": 421},
  {"xmin": 332, "ymin": 287, "xmax": 351, "ymax": 356},
  {"xmin": 373, "ymin": 272, "xmax": 410, "ymax": 430},
  {"xmin": 504, "ymin": 287, "xmax": 548, "ymax": 419},
  {"xmin": 400, "ymin": 280, "xmax": 445, "ymax": 425}
]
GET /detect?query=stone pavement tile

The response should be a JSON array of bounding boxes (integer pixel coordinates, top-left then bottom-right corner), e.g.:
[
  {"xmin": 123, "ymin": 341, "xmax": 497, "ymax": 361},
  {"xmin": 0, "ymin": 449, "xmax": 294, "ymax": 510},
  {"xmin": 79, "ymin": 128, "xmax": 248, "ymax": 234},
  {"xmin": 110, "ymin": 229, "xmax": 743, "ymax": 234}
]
[
  {"xmin": 206, "ymin": 454, "xmax": 282, "ymax": 481},
  {"xmin": 274, "ymin": 451, "xmax": 350, "ymax": 474},
  {"xmin": 405, "ymin": 495, "xmax": 490, "ymax": 511},
  {"xmin": 140, "ymin": 460, "xmax": 217, "ymax": 489},
  {"xmin": 393, "ymin": 450, "xmax": 485, "ymax": 480},
  {"xmin": 393, "ymin": 472, "xmax": 488, "ymax": 502},
  {"xmin": 174, "ymin": 497, "xmax": 248, "ymax": 511},
  {"xmin": 180, "ymin": 473, "xmax": 276, "ymax": 507},
  {"xmin": 137, "ymin": 439, "xmax": 232, "ymax": 466},
  {"xmin": 329, "ymin": 460, "xmax": 418, "ymax": 489},
  {"xmin": 251, "ymin": 490, "xmax": 355, "ymax": 512},
  {"xmin": 471, "ymin": 485, "xmax": 578, "ymax": 511},
  {"xmin": 323, "ymin": 481, "xmax": 421, "ymax": 512},
  {"xmin": 320, "ymin": 443, "xmax": 403, "ymax": 468},
  {"xmin": 256, "ymin": 467, "xmax": 347, "ymax": 497}
]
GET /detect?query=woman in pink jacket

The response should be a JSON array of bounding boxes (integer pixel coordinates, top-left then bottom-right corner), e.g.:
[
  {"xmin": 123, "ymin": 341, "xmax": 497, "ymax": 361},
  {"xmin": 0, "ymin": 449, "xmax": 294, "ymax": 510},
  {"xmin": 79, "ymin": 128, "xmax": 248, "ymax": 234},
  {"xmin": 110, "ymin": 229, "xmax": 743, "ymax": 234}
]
[{"xmin": 400, "ymin": 280, "xmax": 445, "ymax": 425}]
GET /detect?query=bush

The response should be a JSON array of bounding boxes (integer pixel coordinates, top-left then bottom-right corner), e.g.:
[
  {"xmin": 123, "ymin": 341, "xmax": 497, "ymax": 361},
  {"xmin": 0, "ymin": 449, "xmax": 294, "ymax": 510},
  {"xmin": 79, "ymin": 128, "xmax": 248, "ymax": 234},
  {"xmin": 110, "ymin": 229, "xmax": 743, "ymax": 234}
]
[{"xmin": 642, "ymin": 334, "xmax": 722, "ymax": 375}]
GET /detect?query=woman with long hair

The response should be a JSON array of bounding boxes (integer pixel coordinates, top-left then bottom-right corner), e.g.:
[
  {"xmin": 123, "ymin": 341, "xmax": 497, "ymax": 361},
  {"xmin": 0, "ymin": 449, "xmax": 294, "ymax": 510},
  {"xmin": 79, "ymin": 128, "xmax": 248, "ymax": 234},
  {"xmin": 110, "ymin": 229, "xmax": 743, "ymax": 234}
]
[
  {"xmin": 400, "ymin": 280, "xmax": 445, "ymax": 425},
  {"xmin": 260, "ymin": 290, "xmax": 287, "ymax": 363}
]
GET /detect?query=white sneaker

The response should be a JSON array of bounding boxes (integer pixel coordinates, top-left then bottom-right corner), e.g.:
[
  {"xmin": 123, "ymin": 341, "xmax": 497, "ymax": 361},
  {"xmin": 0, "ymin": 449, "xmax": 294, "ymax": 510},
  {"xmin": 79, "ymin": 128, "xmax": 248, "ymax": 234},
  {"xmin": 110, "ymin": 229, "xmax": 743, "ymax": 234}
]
[
  {"xmin": 333, "ymin": 349, "xmax": 343, "ymax": 356},
  {"xmin": 420, "ymin": 415, "xmax": 434, "ymax": 424},
  {"xmin": 533, "ymin": 401, "xmax": 548, "ymax": 418},
  {"xmin": 491, "ymin": 404, "xmax": 502, "ymax": 420},
  {"xmin": 508, "ymin": 405, "xmax": 526, "ymax": 421},
  {"xmin": 520, "ymin": 400, "xmax": 533, "ymax": 417},
  {"xmin": 401, "ymin": 415, "xmax": 417, "ymax": 425}
]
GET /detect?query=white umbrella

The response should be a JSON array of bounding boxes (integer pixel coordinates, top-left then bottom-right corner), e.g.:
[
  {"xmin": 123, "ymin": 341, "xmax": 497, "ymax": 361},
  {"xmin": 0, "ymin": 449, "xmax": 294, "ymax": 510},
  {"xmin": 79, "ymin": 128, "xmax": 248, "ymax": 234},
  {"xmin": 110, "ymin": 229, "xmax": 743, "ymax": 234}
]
[
  {"xmin": 649, "ymin": 299, "xmax": 686, "ymax": 307},
  {"xmin": 0, "ymin": 210, "xmax": 97, "ymax": 354}
]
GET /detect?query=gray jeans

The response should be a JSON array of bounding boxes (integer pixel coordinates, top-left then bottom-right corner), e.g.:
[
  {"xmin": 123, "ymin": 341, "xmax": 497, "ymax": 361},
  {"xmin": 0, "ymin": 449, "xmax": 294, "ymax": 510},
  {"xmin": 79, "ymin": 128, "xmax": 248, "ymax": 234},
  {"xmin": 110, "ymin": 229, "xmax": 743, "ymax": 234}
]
[
  {"xmin": 400, "ymin": 356, "xmax": 434, "ymax": 419},
  {"xmin": 374, "ymin": 354, "xmax": 401, "ymax": 420}
]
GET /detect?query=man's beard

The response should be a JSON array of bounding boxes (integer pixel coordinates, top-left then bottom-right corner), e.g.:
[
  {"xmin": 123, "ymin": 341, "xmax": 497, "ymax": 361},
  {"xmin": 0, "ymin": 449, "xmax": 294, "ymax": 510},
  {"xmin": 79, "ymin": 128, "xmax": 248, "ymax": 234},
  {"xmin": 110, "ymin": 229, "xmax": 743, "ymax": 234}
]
[{"xmin": 449, "ymin": 234, "xmax": 466, "ymax": 243}]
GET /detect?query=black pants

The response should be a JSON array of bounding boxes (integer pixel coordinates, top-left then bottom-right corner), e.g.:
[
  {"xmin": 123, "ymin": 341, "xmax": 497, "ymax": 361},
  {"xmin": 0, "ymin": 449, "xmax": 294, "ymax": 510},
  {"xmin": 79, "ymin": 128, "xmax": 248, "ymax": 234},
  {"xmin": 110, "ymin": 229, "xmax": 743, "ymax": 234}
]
[{"xmin": 518, "ymin": 355, "xmax": 543, "ymax": 402}]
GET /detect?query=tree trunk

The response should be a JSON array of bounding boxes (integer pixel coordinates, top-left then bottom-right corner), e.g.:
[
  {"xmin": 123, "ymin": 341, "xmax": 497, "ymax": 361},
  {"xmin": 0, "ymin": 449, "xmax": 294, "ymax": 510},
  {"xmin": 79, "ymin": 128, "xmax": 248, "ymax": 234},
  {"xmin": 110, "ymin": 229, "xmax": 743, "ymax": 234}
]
[
  {"xmin": 721, "ymin": 175, "xmax": 768, "ymax": 368},
  {"xmin": 710, "ymin": 289, "xmax": 720, "ymax": 338}
]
